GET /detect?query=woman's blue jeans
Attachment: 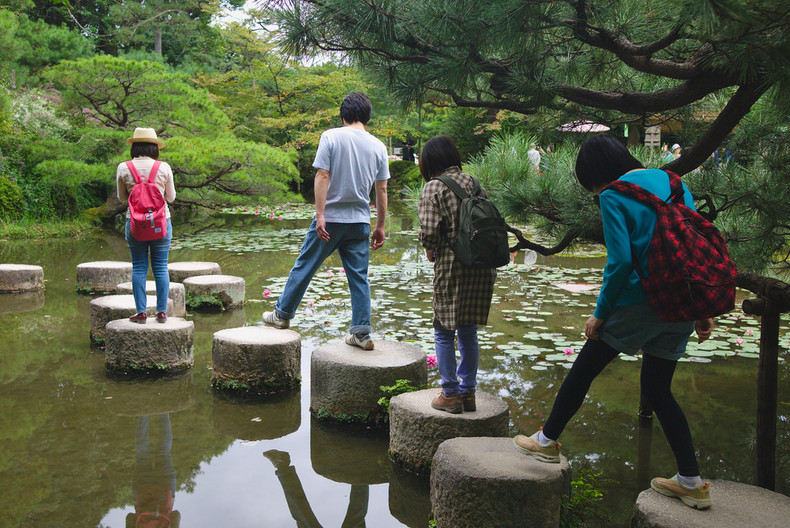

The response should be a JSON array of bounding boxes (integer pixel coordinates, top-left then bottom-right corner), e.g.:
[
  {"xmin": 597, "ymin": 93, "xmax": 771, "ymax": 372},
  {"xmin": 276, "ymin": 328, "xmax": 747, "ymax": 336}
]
[
  {"xmin": 434, "ymin": 322, "xmax": 479, "ymax": 395},
  {"xmin": 275, "ymin": 219, "xmax": 372, "ymax": 335},
  {"xmin": 125, "ymin": 218, "xmax": 172, "ymax": 313}
]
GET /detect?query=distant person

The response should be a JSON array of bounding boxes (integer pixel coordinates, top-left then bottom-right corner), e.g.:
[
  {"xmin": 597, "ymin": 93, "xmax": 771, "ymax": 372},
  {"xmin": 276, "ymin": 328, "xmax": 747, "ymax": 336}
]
[
  {"xmin": 418, "ymin": 135, "xmax": 496, "ymax": 413},
  {"xmin": 513, "ymin": 133, "xmax": 713, "ymax": 510},
  {"xmin": 263, "ymin": 92, "xmax": 389, "ymax": 350},
  {"xmin": 527, "ymin": 144, "xmax": 541, "ymax": 172},
  {"xmin": 402, "ymin": 142, "xmax": 415, "ymax": 162},
  {"xmin": 671, "ymin": 143, "xmax": 682, "ymax": 160},
  {"xmin": 660, "ymin": 144, "xmax": 674, "ymax": 163},
  {"xmin": 117, "ymin": 128, "xmax": 176, "ymax": 324}
]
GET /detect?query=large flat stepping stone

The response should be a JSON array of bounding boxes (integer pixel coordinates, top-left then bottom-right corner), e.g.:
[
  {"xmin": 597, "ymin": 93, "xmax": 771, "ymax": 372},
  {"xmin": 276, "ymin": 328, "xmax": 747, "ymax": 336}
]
[
  {"xmin": 213, "ymin": 389, "xmax": 301, "ymax": 441},
  {"xmin": 0, "ymin": 264, "xmax": 44, "ymax": 292},
  {"xmin": 311, "ymin": 419, "xmax": 390, "ymax": 485},
  {"xmin": 116, "ymin": 280, "xmax": 186, "ymax": 317},
  {"xmin": 89, "ymin": 294, "xmax": 174, "ymax": 344},
  {"xmin": 311, "ymin": 339, "xmax": 427, "ymax": 426},
  {"xmin": 634, "ymin": 479, "xmax": 790, "ymax": 528},
  {"xmin": 76, "ymin": 261, "xmax": 132, "ymax": 294},
  {"xmin": 0, "ymin": 290, "xmax": 45, "ymax": 314},
  {"xmin": 389, "ymin": 388, "xmax": 509, "ymax": 474},
  {"xmin": 212, "ymin": 326, "xmax": 301, "ymax": 394},
  {"xmin": 105, "ymin": 317, "xmax": 194, "ymax": 375},
  {"xmin": 183, "ymin": 274, "xmax": 245, "ymax": 310},
  {"xmin": 168, "ymin": 261, "xmax": 221, "ymax": 283},
  {"xmin": 431, "ymin": 437, "xmax": 570, "ymax": 528},
  {"xmin": 103, "ymin": 372, "xmax": 195, "ymax": 416}
]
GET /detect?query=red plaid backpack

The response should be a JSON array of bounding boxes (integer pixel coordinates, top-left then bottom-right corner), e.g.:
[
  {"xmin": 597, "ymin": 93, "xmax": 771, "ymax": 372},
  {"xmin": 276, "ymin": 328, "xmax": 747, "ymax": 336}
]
[
  {"xmin": 603, "ymin": 171, "xmax": 736, "ymax": 322},
  {"xmin": 126, "ymin": 160, "xmax": 167, "ymax": 241}
]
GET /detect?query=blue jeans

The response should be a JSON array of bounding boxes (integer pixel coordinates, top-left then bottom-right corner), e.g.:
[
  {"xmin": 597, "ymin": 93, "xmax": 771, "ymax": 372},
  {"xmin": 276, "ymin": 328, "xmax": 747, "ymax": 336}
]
[
  {"xmin": 125, "ymin": 218, "xmax": 172, "ymax": 313},
  {"xmin": 275, "ymin": 219, "xmax": 372, "ymax": 335},
  {"xmin": 434, "ymin": 322, "xmax": 479, "ymax": 395}
]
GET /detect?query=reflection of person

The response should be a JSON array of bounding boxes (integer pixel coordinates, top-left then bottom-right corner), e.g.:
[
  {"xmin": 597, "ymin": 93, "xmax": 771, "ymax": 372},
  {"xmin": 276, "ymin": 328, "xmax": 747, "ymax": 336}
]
[
  {"xmin": 513, "ymin": 134, "xmax": 713, "ymax": 510},
  {"xmin": 417, "ymin": 136, "xmax": 496, "ymax": 414},
  {"xmin": 263, "ymin": 92, "xmax": 390, "ymax": 350},
  {"xmin": 117, "ymin": 128, "xmax": 176, "ymax": 324},
  {"xmin": 126, "ymin": 414, "xmax": 180, "ymax": 528},
  {"xmin": 264, "ymin": 450, "xmax": 369, "ymax": 528}
]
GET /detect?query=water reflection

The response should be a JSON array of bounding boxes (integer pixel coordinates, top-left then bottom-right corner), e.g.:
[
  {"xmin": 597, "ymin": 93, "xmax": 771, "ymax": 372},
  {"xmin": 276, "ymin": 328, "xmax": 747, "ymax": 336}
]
[
  {"xmin": 388, "ymin": 462, "xmax": 432, "ymax": 528},
  {"xmin": 0, "ymin": 290, "xmax": 45, "ymax": 314},
  {"xmin": 265, "ymin": 450, "xmax": 370, "ymax": 528},
  {"xmin": 128, "ymin": 414, "xmax": 181, "ymax": 528},
  {"xmin": 310, "ymin": 418, "xmax": 390, "ymax": 485},
  {"xmin": 212, "ymin": 389, "xmax": 301, "ymax": 441}
]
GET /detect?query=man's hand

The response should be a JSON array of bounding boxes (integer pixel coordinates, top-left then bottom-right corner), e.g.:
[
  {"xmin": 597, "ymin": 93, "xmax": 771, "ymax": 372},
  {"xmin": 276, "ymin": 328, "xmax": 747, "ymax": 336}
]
[
  {"xmin": 371, "ymin": 226, "xmax": 386, "ymax": 250},
  {"xmin": 585, "ymin": 315, "xmax": 604, "ymax": 340},
  {"xmin": 425, "ymin": 248, "xmax": 436, "ymax": 262},
  {"xmin": 695, "ymin": 318, "xmax": 714, "ymax": 343},
  {"xmin": 316, "ymin": 215, "xmax": 330, "ymax": 242}
]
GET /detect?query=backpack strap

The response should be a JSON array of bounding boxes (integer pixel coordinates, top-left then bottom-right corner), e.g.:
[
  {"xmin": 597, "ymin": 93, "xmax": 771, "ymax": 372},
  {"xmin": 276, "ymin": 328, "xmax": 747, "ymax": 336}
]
[
  {"xmin": 436, "ymin": 174, "xmax": 476, "ymax": 200},
  {"xmin": 602, "ymin": 170, "xmax": 681, "ymax": 210},
  {"xmin": 125, "ymin": 160, "xmax": 162, "ymax": 185}
]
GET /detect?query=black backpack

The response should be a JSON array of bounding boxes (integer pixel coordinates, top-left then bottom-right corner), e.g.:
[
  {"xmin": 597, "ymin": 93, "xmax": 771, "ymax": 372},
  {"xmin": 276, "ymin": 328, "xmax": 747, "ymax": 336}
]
[{"xmin": 436, "ymin": 174, "xmax": 512, "ymax": 269}]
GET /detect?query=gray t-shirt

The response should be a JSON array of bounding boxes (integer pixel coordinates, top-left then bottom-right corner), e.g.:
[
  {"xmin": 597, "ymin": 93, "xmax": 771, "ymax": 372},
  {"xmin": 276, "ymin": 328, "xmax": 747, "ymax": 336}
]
[{"xmin": 312, "ymin": 126, "xmax": 390, "ymax": 223}]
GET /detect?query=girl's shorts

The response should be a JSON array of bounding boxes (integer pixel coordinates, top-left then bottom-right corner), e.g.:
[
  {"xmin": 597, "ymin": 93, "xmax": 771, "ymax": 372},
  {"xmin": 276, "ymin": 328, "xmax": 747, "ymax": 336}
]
[{"xmin": 600, "ymin": 302, "xmax": 695, "ymax": 361}]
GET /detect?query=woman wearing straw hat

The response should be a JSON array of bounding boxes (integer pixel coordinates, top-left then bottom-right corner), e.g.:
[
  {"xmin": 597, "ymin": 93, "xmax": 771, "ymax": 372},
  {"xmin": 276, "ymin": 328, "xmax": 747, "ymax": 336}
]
[{"xmin": 116, "ymin": 127, "xmax": 176, "ymax": 323}]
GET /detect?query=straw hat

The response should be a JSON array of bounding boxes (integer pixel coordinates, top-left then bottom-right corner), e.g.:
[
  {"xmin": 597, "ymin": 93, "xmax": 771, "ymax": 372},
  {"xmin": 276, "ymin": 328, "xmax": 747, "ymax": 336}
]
[{"xmin": 126, "ymin": 127, "xmax": 164, "ymax": 148}]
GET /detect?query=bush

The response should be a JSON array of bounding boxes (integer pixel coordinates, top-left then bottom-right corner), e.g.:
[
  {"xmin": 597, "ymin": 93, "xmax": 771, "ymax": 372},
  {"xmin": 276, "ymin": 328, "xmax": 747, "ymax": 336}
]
[
  {"xmin": 388, "ymin": 160, "xmax": 421, "ymax": 191},
  {"xmin": 0, "ymin": 177, "xmax": 24, "ymax": 219}
]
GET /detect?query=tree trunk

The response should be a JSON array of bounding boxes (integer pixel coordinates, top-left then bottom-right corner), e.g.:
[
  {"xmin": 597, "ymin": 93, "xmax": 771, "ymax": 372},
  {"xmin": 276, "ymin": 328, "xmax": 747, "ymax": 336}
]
[
  {"xmin": 81, "ymin": 193, "xmax": 127, "ymax": 224},
  {"xmin": 155, "ymin": 29, "xmax": 162, "ymax": 55}
]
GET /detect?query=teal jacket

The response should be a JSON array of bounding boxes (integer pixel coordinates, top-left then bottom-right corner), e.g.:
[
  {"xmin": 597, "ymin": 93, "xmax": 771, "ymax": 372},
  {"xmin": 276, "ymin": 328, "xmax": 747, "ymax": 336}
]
[{"xmin": 593, "ymin": 168, "xmax": 696, "ymax": 320}]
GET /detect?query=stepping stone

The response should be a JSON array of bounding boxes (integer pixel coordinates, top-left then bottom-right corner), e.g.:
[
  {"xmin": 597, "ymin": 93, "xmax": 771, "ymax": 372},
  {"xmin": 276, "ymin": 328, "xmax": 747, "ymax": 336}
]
[
  {"xmin": 0, "ymin": 264, "xmax": 44, "ymax": 292},
  {"xmin": 211, "ymin": 326, "xmax": 301, "ymax": 394},
  {"xmin": 389, "ymin": 389, "xmax": 509, "ymax": 474},
  {"xmin": 76, "ymin": 261, "xmax": 133, "ymax": 294},
  {"xmin": 104, "ymin": 317, "xmax": 194, "ymax": 375},
  {"xmin": 633, "ymin": 479, "xmax": 790, "ymax": 528},
  {"xmin": 0, "ymin": 291, "xmax": 45, "ymax": 314},
  {"xmin": 168, "ymin": 261, "xmax": 221, "ymax": 283},
  {"xmin": 311, "ymin": 419, "xmax": 390, "ymax": 485},
  {"xmin": 89, "ymin": 294, "xmax": 174, "ymax": 344},
  {"xmin": 116, "ymin": 281, "xmax": 186, "ymax": 317},
  {"xmin": 212, "ymin": 389, "xmax": 301, "ymax": 441},
  {"xmin": 431, "ymin": 437, "xmax": 571, "ymax": 528},
  {"xmin": 104, "ymin": 371, "xmax": 195, "ymax": 416},
  {"xmin": 311, "ymin": 339, "xmax": 427, "ymax": 426},
  {"xmin": 183, "ymin": 274, "xmax": 245, "ymax": 310}
]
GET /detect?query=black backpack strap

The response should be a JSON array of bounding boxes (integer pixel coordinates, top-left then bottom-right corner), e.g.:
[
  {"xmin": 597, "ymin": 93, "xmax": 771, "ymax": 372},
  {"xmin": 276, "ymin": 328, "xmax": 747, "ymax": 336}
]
[
  {"xmin": 436, "ymin": 174, "xmax": 471, "ymax": 199},
  {"xmin": 665, "ymin": 170, "xmax": 686, "ymax": 204}
]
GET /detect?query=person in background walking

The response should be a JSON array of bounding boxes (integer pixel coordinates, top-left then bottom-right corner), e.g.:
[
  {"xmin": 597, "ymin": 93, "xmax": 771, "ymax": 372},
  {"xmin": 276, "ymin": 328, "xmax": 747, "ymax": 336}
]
[
  {"xmin": 418, "ymin": 135, "xmax": 496, "ymax": 414},
  {"xmin": 116, "ymin": 127, "xmax": 176, "ymax": 324},
  {"xmin": 513, "ymin": 133, "xmax": 713, "ymax": 510},
  {"xmin": 263, "ymin": 92, "xmax": 389, "ymax": 350}
]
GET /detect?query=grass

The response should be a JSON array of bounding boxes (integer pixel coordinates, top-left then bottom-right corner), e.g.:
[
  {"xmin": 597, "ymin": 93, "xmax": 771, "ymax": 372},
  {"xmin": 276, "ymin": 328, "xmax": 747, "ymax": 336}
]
[{"xmin": 0, "ymin": 217, "xmax": 99, "ymax": 239}]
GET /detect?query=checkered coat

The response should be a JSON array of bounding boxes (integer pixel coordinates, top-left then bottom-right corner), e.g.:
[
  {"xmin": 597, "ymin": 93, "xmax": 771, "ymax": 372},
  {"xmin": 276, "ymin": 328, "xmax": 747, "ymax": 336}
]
[{"xmin": 418, "ymin": 167, "xmax": 496, "ymax": 330}]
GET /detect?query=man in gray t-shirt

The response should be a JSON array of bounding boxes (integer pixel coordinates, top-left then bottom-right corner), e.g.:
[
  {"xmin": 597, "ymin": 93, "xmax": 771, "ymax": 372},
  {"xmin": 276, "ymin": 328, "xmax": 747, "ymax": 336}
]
[{"xmin": 263, "ymin": 92, "xmax": 390, "ymax": 350}]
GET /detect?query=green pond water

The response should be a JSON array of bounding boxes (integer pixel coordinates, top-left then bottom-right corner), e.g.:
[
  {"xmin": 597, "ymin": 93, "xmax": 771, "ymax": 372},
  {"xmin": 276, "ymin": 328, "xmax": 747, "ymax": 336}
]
[{"xmin": 1, "ymin": 209, "xmax": 788, "ymax": 527}]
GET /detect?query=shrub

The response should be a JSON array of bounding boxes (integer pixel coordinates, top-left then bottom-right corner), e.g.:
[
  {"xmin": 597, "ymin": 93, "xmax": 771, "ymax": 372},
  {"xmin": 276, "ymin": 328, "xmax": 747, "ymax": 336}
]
[
  {"xmin": 388, "ymin": 160, "xmax": 421, "ymax": 191},
  {"xmin": 0, "ymin": 177, "xmax": 24, "ymax": 219}
]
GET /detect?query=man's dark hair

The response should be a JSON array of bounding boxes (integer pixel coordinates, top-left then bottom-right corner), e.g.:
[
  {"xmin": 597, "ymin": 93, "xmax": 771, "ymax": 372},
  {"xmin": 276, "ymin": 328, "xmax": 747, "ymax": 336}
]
[
  {"xmin": 575, "ymin": 133, "xmax": 643, "ymax": 192},
  {"xmin": 339, "ymin": 92, "xmax": 373, "ymax": 125},
  {"xmin": 130, "ymin": 142, "xmax": 160, "ymax": 160},
  {"xmin": 419, "ymin": 135, "xmax": 462, "ymax": 181}
]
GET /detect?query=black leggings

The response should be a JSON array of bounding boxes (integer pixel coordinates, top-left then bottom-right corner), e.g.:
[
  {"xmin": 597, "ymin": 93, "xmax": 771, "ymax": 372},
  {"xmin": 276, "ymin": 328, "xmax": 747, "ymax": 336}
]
[{"xmin": 542, "ymin": 338, "xmax": 699, "ymax": 476}]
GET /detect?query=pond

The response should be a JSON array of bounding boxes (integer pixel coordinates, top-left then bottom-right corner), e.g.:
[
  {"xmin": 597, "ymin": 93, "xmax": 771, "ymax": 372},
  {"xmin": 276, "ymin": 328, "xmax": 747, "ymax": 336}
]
[{"xmin": 1, "ymin": 207, "xmax": 789, "ymax": 527}]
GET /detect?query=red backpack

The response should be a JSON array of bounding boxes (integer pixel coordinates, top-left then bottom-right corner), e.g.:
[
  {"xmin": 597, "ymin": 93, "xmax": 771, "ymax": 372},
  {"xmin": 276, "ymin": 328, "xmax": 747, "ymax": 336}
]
[
  {"xmin": 603, "ymin": 171, "xmax": 737, "ymax": 322},
  {"xmin": 126, "ymin": 160, "xmax": 167, "ymax": 241}
]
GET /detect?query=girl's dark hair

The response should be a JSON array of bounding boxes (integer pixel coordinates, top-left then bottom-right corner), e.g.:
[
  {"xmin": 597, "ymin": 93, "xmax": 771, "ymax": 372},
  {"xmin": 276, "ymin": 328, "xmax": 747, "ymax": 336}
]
[
  {"xmin": 419, "ymin": 135, "xmax": 462, "ymax": 182},
  {"xmin": 339, "ymin": 92, "xmax": 373, "ymax": 125},
  {"xmin": 130, "ymin": 142, "xmax": 160, "ymax": 160},
  {"xmin": 575, "ymin": 133, "xmax": 643, "ymax": 191}
]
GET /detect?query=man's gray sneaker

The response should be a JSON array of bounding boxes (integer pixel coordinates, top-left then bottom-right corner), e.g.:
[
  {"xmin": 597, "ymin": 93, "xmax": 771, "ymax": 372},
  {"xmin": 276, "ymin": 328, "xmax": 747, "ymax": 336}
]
[
  {"xmin": 262, "ymin": 311, "xmax": 290, "ymax": 329},
  {"xmin": 345, "ymin": 333, "xmax": 374, "ymax": 350}
]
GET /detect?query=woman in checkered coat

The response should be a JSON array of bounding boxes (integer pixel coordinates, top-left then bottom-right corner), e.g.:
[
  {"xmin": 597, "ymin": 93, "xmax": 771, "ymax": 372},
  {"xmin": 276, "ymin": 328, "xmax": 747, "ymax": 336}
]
[{"xmin": 417, "ymin": 135, "xmax": 496, "ymax": 414}]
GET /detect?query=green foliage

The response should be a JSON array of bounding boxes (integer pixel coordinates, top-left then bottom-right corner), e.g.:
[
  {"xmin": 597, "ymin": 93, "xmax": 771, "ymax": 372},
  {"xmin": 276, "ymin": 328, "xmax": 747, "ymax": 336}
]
[
  {"xmin": 377, "ymin": 379, "xmax": 422, "ymax": 414},
  {"xmin": 561, "ymin": 469, "xmax": 615, "ymax": 528},
  {"xmin": 185, "ymin": 292, "xmax": 224, "ymax": 312},
  {"xmin": 0, "ymin": 177, "xmax": 24, "ymax": 219},
  {"xmin": 388, "ymin": 160, "xmax": 421, "ymax": 191}
]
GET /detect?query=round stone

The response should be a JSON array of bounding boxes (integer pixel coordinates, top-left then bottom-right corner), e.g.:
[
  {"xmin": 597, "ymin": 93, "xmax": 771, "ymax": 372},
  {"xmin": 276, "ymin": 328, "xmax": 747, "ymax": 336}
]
[
  {"xmin": 168, "ymin": 261, "xmax": 221, "ymax": 283},
  {"xmin": 116, "ymin": 281, "xmax": 186, "ymax": 317},
  {"xmin": 76, "ymin": 261, "xmax": 133, "ymax": 294},
  {"xmin": 633, "ymin": 479, "xmax": 790, "ymax": 528},
  {"xmin": 104, "ymin": 317, "xmax": 194, "ymax": 374},
  {"xmin": 211, "ymin": 326, "xmax": 301, "ymax": 394},
  {"xmin": 212, "ymin": 389, "xmax": 301, "ymax": 441},
  {"xmin": 89, "ymin": 294, "xmax": 174, "ymax": 344},
  {"xmin": 0, "ymin": 264, "xmax": 44, "ymax": 292},
  {"xmin": 430, "ymin": 437, "xmax": 570, "ymax": 528},
  {"xmin": 311, "ymin": 419, "xmax": 390, "ymax": 485},
  {"xmin": 183, "ymin": 274, "xmax": 245, "ymax": 310},
  {"xmin": 310, "ymin": 339, "xmax": 427, "ymax": 426},
  {"xmin": 389, "ymin": 388, "xmax": 509, "ymax": 474}
]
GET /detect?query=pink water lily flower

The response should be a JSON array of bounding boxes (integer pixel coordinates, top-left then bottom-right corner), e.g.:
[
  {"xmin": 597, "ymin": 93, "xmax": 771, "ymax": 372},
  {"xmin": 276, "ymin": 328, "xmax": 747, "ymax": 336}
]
[
  {"xmin": 736, "ymin": 338, "xmax": 743, "ymax": 346},
  {"xmin": 426, "ymin": 355, "xmax": 438, "ymax": 368},
  {"xmin": 746, "ymin": 329, "xmax": 754, "ymax": 336},
  {"xmin": 564, "ymin": 348, "xmax": 574, "ymax": 355},
  {"xmin": 263, "ymin": 290, "xmax": 271, "ymax": 297},
  {"xmin": 269, "ymin": 213, "xmax": 275, "ymax": 219}
]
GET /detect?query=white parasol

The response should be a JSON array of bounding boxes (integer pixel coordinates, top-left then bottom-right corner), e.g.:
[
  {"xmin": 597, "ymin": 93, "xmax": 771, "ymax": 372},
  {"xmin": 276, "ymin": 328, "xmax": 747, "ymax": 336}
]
[{"xmin": 556, "ymin": 120, "xmax": 611, "ymax": 133}]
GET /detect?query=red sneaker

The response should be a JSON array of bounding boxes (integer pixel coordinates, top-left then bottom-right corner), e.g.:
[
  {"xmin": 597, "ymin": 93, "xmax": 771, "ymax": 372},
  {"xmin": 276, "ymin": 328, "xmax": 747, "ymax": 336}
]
[
  {"xmin": 129, "ymin": 312, "xmax": 147, "ymax": 323},
  {"xmin": 156, "ymin": 312, "xmax": 167, "ymax": 323}
]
